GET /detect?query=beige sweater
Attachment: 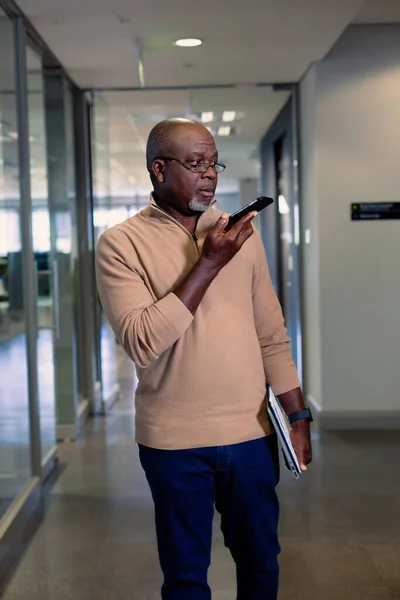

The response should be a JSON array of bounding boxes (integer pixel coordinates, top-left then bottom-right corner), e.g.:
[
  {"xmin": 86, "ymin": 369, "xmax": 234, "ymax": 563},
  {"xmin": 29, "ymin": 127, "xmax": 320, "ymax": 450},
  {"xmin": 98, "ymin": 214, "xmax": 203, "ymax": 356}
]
[{"xmin": 95, "ymin": 198, "xmax": 300, "ymax": 450}]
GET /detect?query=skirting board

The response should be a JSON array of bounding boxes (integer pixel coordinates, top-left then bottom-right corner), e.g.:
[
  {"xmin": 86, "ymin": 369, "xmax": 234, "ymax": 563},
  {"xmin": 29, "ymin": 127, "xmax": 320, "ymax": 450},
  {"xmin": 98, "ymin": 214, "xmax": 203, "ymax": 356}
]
[
  {"xmin": 102, "ymin": 383, "xmax": 120, "ymax": 412},
  {"xmin": 0, "ymin": 478, "xmax": 42, "ymax": 591},
  {"xmin": 56, "ymin": 399, "xmax": 90, "ymax": 441},
  {"xmin": 41, "ymin": 446, "xmax": 58, "ymax": 483},
  {"xmin": 307, "ymin": 395, "xmax": 400, "ymax": 430}
]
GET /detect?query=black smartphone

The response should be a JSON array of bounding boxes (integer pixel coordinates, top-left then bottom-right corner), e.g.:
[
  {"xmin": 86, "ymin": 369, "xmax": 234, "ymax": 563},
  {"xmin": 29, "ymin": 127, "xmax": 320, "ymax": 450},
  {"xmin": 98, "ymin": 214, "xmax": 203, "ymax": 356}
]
[{"xmin": 226, "ymin": 196, "xmax": 274, "ymax": 231}]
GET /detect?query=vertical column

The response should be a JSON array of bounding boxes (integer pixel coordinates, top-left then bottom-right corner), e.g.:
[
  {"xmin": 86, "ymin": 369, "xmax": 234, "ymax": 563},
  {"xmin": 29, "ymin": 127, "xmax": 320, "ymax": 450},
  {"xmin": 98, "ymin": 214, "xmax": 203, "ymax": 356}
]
[
  {"xmin": 14, "ymin": 16, "xmax": 42, "ymax": 477},
  {"xmin": 73, "ymin": 90, "xmax": 103, "ymax": 414},
  {"xmin": 91, "ymin": 94, "xmax": 120, "ymax": 410},
  {"xmin": 45, "ymin": 74, "xmax": 80, "ymax": 440}
]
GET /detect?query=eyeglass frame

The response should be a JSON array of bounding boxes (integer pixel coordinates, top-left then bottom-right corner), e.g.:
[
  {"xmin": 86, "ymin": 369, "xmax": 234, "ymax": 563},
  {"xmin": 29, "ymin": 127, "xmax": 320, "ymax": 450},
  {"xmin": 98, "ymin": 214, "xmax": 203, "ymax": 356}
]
[{"xmin": 153, "ymin": 156, "xmax": 226, "ymax": 174}]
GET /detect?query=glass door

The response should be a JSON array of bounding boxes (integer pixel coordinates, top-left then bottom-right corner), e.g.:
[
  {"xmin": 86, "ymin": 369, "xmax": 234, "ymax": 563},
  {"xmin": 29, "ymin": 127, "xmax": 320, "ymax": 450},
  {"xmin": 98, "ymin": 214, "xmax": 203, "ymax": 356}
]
[
  {"xmin": 272, "ymin": 100, "xmax": 302, "ymax": 379},
  {"xmin": 26, "ymin": 46, "xmax": 57, "ymax": 471},
  {"xmin": 91, "ymin": 95, "xmax": 119, "ymax": 410},
  {"xmin": 0, "ymin": 8, "xmax": 32, "ymax": 518},
  {"xmin": 260, "ymin": 94, "xmax": 303, "ymax": 380}
]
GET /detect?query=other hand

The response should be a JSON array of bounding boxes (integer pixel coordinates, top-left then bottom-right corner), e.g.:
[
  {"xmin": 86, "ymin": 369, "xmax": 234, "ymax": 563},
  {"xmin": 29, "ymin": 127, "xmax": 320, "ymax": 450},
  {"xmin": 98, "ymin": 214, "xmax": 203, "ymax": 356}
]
[{"xmin": 290, "ymin": 420, "xmax": 312, "ymax": 471}]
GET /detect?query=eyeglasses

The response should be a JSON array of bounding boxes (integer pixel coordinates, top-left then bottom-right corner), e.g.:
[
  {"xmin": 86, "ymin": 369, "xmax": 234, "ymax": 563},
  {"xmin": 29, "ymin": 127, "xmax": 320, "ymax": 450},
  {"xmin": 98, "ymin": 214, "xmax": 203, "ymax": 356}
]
[{"xmin": 154, "ymin": 156, "xmax": 226, "ymax": 174}]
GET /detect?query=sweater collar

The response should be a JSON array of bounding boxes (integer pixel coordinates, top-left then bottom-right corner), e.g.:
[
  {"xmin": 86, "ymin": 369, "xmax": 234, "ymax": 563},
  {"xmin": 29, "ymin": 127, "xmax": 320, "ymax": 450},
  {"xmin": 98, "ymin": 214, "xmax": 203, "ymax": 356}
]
[{"xmin": 147, "ymin": 193, "xmax": 219, "ymax": 235}]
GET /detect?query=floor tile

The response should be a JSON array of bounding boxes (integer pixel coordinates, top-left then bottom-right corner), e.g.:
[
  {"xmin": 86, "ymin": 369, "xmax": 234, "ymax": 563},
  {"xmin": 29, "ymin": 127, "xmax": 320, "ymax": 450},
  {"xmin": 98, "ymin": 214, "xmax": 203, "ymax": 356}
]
[{"xmin": 2, "ymin": 347, "xmax": 400, "ymax": 600}]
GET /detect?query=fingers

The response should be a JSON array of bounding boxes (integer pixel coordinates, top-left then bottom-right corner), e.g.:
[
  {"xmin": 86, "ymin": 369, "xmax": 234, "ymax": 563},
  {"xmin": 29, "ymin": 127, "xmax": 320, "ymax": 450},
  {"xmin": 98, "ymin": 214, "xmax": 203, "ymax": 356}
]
[
  {"xmin": 301, "ymin": 451, "xmax": 312, "ymax": 471},
  {"xmin": 212, "ymin": 212, "xmax": 229, "ymax": 234},
  {"xmin": 231, "ymin": 211, "xmax": 257, "ymax": 234},
  {"xmin": 300, "ymin": 448, "xmax": 312, "ymax": 470},
  {"xmin": 295, "ymin": 444, "xmax": 307, "ymax": 471},
  {"xmin": 233, "ymin": 213, "xmax": 257, "ymax": 240},
  {"xmin": 291, "ymin": 431, "xmax": 312, "ymax": 473},
  {"xmin": 236, "ymin": 224, "xmax": 254, "ymax": 246}
]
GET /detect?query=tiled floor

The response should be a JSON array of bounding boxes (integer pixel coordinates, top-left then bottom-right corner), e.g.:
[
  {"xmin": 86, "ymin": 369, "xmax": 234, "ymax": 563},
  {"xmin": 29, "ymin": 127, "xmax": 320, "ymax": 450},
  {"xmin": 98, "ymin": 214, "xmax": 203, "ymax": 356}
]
[
  {"xmin": 0, "ymin": 316, "xmax": 117, "ymax": 516},
  {"xmin": 0, "ymin": 329, "xmax": 55, "ymax": 513},
  {"xmin": 2, "ymin": 350, "xmax": 399, "ymax": 599}
]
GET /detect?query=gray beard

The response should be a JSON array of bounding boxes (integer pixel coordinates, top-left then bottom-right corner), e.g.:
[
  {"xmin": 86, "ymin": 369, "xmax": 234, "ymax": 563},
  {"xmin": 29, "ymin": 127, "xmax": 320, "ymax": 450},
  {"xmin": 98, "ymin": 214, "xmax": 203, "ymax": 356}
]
[{"xmin": 188, "ymin": 196, "xmax": 212, "ymax": 213}]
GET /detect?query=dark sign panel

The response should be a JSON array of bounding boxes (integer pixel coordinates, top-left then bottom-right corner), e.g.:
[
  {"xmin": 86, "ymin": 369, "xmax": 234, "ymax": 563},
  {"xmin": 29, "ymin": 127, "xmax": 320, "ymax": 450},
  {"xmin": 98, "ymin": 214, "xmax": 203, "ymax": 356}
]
[{"xmin": 351, "ymin": 203, "xmax": 400, "ymax": 221}]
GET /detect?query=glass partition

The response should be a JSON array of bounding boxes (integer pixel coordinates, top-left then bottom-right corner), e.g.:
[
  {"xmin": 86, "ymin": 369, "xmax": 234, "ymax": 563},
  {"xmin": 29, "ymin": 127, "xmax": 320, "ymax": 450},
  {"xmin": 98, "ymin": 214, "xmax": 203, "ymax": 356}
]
[
  {"xmin": 92, "ymin": 96, "xmax": 119, "ymax": 409},
  {"xmin": 0, "ymin": 8, "xmax": 31, "ymax": 519},
  {"xmin": 26, "ymin": 46, "xmax": 57, "ymax": 468},
  {"xmin": 44, "ymin": 75, "xmax": 80, "ymax": 439}
]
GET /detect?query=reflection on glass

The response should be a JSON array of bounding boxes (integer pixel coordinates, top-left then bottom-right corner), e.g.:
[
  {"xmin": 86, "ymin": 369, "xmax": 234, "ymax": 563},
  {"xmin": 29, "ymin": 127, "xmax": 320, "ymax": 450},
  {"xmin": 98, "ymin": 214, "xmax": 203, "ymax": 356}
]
[
  {"xmin": 0, "ymin": 8, "xmax": 32, "ymax": 517},
  {"xmin": 278, "ymin": 194, "xmax": 290, "ymax": 215},
  {"xmin": 92, "ymin": 98, "xmax": 120, "ymax": 405},
  {"xmin": 26, "ymin": 46, "xmax": 56, "ymax": 466}
]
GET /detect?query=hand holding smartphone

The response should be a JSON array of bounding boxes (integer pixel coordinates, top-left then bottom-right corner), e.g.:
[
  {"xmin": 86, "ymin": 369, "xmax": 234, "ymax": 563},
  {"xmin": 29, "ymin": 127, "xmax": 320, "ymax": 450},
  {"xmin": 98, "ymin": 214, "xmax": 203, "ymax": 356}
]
[{"xmin": 225, "ymin": 196, "xmax": 274, "ymax": 231}]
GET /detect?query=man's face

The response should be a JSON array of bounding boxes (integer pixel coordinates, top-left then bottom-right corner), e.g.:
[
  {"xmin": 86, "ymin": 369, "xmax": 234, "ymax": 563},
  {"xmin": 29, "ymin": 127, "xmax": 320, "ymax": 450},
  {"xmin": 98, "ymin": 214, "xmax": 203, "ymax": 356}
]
[{"xmin": 152, "ymin": 123, "xmax": 219, "ymax": 216}]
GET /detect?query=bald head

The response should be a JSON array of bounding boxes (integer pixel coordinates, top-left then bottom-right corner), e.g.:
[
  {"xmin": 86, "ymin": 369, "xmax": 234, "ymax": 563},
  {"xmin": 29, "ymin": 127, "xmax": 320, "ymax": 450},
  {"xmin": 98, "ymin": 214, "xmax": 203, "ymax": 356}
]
[
  {"xmin": 146, "ymin": 118, "xmax": 212, "ymax": 172},
  {"xmin": 146, "ymin": 118, "xmax": 219, "ymax": 216}
]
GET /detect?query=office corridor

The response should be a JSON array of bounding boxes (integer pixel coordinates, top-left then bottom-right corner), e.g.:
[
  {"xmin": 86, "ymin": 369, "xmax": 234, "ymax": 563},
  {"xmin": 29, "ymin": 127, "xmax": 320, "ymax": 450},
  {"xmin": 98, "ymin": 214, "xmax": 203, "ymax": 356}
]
[{"xmin": 2, "ymin": 349, "xmax": 399, "ymax": 600}]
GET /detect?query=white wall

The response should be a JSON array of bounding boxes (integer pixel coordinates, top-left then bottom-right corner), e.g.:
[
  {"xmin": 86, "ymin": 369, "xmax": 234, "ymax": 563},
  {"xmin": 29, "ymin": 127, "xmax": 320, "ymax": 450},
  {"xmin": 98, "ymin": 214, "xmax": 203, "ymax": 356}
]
[{"xmin": 300, "ymin": 26, "xmax": 400, "ymax": 425}]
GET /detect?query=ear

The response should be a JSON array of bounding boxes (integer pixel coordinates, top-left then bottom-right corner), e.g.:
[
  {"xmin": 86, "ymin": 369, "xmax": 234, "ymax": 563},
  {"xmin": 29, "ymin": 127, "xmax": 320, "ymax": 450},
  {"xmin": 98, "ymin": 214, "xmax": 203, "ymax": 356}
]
[{"xmin": 152, "ymin": 159, "xmax": 166, "ymax": 184}]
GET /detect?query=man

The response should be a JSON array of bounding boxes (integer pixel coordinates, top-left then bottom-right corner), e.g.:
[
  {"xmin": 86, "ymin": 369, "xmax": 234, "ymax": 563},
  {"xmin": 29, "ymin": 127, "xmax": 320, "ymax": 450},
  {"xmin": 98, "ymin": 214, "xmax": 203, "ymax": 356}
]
[{"xmin": 96, "ymin": 118, "xmax": 312, "ymax": 600}]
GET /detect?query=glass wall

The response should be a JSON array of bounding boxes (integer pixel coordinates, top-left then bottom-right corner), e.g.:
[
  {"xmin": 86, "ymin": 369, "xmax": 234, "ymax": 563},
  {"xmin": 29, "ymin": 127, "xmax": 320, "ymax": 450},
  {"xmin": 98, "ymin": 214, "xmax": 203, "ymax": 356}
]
[
  {"xmin": 26, "ymin": 45, "xmax": 57, "ymax": 468},
  {"xmin": 0, "ymin": 8, "xmax": 31, "ymax": 519},
  {"xmin": 259, "ymin": 95, "xmax": 303, "ymax": 378},
  {"xmin": 0, "ymin": 4, "xmax": 100, "ymax": 573},
  {"xmin": 92, "ymin": 96, "xmax": 119, "ymax": 409},
  {"xmin": 44, "ymin": 75, "xmax": 80, "ymax": 438}
]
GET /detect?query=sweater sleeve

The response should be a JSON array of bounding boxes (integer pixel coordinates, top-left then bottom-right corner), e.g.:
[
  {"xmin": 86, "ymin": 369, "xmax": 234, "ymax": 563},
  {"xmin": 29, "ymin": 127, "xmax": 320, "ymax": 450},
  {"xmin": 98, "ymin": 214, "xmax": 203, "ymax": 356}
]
[
  {"xmin": 95, "ymin": 227, "xmax": 194, "ymax": 368},
  {"xmin": 251, "ymin": 230, "xmax": 300, "ymax": 395}
]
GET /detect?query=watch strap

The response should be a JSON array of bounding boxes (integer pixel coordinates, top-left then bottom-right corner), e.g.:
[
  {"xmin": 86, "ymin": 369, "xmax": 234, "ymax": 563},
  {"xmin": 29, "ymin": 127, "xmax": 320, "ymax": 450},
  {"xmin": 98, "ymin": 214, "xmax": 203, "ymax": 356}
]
[{"xmin": 288, "ymin": 408, "xmax": 313, "ymax": 424}]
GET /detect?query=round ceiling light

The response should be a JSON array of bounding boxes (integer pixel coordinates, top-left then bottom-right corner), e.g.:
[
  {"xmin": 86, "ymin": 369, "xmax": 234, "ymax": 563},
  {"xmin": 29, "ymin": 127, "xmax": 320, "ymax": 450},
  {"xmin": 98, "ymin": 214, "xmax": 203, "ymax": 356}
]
[{"xmin": 174, "ymin": 38, "xmax": 202, "ymax": 47}]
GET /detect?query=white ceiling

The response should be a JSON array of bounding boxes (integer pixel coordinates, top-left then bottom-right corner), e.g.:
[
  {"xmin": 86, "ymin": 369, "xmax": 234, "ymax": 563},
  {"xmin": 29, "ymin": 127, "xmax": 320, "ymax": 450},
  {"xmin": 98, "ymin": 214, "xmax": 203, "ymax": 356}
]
[
  {"xmin": 14, "ymin": 0, "xmax": 400, "ymax": 199},
  {"xmin": 18, "ymin": 0, "xmax": 367, "ymax": 88},
  {"xmin": 354, "ymin": 0, "xmax": 400, "ymax": 24}
]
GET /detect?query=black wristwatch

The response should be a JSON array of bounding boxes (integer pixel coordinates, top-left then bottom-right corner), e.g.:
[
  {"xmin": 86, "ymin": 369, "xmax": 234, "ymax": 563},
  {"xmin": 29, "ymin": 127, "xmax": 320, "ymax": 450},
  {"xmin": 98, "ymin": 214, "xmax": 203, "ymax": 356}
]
[{"xmin": 288, "ymin": 408, "xmax": 313, "ymax": 425}]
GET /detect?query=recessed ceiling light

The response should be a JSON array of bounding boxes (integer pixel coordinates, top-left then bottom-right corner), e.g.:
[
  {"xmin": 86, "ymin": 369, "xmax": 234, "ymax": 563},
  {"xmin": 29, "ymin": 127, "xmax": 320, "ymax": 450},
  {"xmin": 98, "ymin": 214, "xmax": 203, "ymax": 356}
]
[
  {"xmin": 217, "ymin": 126, "xmax": 231, "ymax": 136},
  {"xmin": 222, "ymin": 111, "xmax": 236, "ymax": 122},
  {"xmin": 201, "ymin": 112, "xmax": 214, "ymax": 123},
  {"xmin": 175, "ymin": 38, "xmax": 202, "ymax": 47}
]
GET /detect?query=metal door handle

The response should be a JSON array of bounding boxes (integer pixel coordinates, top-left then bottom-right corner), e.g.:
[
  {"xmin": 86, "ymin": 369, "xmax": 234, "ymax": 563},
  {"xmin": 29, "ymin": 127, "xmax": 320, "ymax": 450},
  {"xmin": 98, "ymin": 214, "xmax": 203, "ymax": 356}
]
[
  {"xmin": 34, "ymin": 259, "xmax": 60, "ymax": 339},
  {"xmin": 52, "ymin": 260, "xmax": 60, "ymax": 340}
]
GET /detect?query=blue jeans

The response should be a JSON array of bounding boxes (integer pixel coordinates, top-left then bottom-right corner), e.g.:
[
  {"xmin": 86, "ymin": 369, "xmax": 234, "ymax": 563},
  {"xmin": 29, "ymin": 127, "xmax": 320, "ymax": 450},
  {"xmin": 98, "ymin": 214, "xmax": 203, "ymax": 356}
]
[{"xmin": 139, "ymin": 435, "xmax": 280, "ymax": 600}]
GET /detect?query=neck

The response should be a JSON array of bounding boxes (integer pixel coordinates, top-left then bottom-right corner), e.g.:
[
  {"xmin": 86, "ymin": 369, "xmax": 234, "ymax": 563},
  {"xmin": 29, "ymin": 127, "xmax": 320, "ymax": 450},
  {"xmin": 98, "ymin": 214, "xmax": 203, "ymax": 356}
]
[{"xmin": 154, "ymin": 196, "xmax": 200, "ymax": 234}]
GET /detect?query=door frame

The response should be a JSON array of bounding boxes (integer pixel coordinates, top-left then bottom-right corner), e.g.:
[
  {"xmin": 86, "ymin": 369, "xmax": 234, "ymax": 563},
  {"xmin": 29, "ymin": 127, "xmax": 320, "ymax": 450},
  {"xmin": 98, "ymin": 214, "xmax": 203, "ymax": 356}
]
[{"xmin": 259, "ymin": 88, "xmax": 303, "ymax": 382}]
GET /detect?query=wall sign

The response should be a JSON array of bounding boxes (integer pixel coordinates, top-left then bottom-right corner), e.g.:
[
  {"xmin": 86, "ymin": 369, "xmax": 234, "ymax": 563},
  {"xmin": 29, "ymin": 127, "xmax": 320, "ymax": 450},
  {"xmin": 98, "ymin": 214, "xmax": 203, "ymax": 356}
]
[{"xmin": 351, "ymin": 203, "xmax": 400, "ymax": 221}]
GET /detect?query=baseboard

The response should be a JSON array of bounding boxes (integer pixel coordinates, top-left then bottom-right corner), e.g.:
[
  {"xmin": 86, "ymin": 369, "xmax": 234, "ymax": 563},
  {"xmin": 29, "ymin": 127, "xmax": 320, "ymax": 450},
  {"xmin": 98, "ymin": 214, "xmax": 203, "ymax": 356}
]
[
  {"xmin": 93, "ymin": 380, "xmax": 102, "ymax": 413},
  {"xmin": 0, "ymin": 478, "xmax": 43, "ymax": 592},
  {"xmin": 306, "ymin": 396, "xmax": 400, "ymax": 430},
  {"xmin": 77, "ymin": 398, "xmax": 89, "ymax": 421},
  {"xmin": 77, "ymin": 399, "xmax": 89, "ymax": 434},
  {"xmin": 41, "ymin": 446, "xmax": 58, "ymax": 482},
  {"xmin": 56, "ymin": 399, "xmax": 90, "ymax": 442},
  {"xmin": 56, "ymin": 424, "xmax": 76, "ymax": 442},
  {"xmin": 102, "ymin": 383, "xmax": 120, "ymax": 412},
  {"xmin": 307, "ymin": 395, "xmax": 321, "ymax": 412},
  {"xmin": 320, "ymin": 411, "xmax": 400, "ymax": 430}
]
